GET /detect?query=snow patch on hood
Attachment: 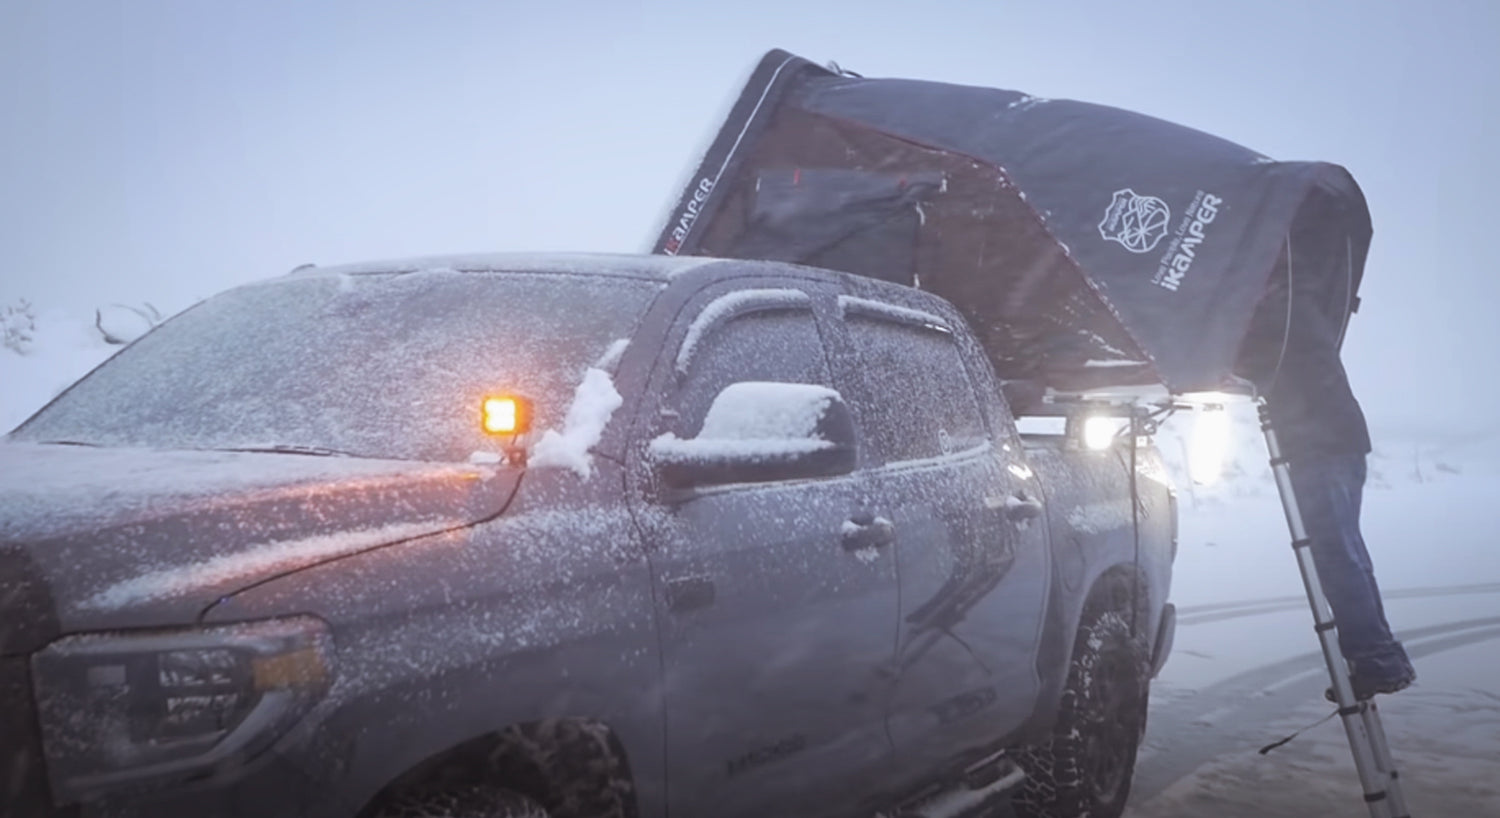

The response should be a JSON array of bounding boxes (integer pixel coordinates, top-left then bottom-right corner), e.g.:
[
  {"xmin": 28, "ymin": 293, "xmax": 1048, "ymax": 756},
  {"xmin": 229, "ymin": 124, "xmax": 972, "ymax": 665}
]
[
  {"xmin": 528, "ymin": 368, "xmax": 622, "ymax": 478},
  {"xmin": 0, "ymin": 441, "xmax": 493, "ymax": 542},
  {"xmin": 81, "ymin": 520, "xmax": 449, "ymax": 611}
]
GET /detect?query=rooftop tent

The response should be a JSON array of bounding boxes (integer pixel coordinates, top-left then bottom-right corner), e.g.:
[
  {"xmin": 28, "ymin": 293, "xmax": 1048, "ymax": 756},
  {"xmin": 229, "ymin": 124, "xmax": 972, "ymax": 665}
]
[{"xmin": 652, "ymin": 49, "xmax": 1372, "ymax": 396}]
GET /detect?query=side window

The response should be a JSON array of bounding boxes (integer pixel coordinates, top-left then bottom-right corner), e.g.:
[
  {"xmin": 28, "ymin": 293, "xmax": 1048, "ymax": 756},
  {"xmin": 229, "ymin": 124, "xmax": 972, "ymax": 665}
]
[
  {"xmin": 670, "ymin": 306, "xmax": 832, "ymax": 437},
  {"xmin": 844, "ymin": 312, "xmax": 987, "ymax": 464}
]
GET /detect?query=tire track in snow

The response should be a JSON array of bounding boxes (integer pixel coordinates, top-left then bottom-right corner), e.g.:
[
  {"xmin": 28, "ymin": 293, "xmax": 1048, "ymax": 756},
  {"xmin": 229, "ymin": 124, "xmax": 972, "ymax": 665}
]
[
  {"xmin": 1129, "ymin": 615, "xmax": 1500, "ymax": 804},
  {"xmin": 1174, "ymin": 582, "xmax": 1500, "ymax": 626}
]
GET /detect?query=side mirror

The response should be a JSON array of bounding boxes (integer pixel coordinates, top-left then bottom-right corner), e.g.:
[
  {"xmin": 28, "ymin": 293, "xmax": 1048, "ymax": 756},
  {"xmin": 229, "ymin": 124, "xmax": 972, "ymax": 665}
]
[{"xmin": 650, "ymin": 382, "xmax": 857, "ymax": 488}]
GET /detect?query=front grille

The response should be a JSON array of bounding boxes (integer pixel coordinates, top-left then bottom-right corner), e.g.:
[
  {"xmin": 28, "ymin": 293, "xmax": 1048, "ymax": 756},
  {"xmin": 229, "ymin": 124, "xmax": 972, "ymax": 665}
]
[{"xmin": 2, "ymin": 656, "xmax": 54, "ymax": 817}]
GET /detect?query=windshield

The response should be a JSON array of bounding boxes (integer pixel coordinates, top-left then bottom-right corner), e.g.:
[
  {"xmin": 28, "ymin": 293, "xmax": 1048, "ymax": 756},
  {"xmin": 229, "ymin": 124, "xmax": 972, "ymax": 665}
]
[{"xmin": 10, "ymin": 270, "xmax": 661, "ymax": 462}]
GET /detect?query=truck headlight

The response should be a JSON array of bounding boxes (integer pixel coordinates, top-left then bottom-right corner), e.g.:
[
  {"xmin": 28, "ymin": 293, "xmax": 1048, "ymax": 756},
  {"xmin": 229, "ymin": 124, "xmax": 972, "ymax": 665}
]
[{"xmin": 31, "ymin": 616, "xmax": 332, "ymax": 804}]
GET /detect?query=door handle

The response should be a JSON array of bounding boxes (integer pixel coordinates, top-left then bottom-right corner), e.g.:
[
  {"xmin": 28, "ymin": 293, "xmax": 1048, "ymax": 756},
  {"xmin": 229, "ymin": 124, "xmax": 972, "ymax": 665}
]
[
  {"xmin": 842, "ymin": 514, "xmax": 895, "ymax": 551},
  {"xmin": 1004, "ymin": 493, "xmax": 1044, "ymax": 522}
]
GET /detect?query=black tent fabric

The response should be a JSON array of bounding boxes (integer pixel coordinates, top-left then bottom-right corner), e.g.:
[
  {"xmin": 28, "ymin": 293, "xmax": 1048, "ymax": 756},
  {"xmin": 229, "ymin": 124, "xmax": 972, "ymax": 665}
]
[{"xmin": 652, "ymin": 50, "xmax": 1373, "ymax": 396}]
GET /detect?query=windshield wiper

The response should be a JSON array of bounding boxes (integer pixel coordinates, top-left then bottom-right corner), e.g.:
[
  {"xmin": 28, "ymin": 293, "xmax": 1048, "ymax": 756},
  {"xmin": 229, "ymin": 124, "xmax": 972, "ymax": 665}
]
[
  {"xmin": 218, "ymin": 444, "xmax": 354, "ymax": 457},
  {"xmin": 35, "ymin": 440, "xmax": 356, "ymax": 458}
]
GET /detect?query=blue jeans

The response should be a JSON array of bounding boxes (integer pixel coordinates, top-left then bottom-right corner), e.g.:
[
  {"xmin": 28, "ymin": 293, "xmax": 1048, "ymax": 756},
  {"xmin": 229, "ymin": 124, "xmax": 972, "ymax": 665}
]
[{"xmin": 1287, "ymin": 452, "xmax": 1411, "ymax": 677}]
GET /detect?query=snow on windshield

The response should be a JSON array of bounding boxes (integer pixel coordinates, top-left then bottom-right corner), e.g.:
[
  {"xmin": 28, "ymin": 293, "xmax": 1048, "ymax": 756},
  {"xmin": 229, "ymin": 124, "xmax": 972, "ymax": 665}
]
[
  {"xmin": 594, "ymin": 338, "xmax": 630, "ymax": 371},
  {"xmin": 10, "ymin": 271, "xmax": 660, "ymax": 463},
  {"xmin": 529, "ymin": 367, "xmax": 623, "ymax": 478}
]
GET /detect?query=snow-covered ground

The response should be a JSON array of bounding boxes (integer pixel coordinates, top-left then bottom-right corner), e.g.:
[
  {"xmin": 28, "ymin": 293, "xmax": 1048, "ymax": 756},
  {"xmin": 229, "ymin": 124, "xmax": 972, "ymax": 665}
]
[
  {"xmin": 0, "ymin": 303, "xmax": 124, "ymax": 432},
  {"xmin": 1129, "ymin": 409, "xmax": 1500, "ymax": 816},
  {"xmin": 4, "ymin": 306, "xmax": 1497, "ymax": 816}
]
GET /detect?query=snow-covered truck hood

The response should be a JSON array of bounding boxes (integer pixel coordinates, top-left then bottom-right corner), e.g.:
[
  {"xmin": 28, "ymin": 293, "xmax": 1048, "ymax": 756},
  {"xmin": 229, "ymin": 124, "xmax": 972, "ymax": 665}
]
[{"xmin": 0, "ymin": 442, "xmax": 519, "ymax": 653}]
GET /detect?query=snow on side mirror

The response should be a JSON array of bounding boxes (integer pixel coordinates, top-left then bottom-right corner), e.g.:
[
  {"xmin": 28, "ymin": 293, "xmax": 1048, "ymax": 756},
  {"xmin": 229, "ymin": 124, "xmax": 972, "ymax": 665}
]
[{"xmin": 649, "ymin": 382, "xmax": 857, "ymax": 488}]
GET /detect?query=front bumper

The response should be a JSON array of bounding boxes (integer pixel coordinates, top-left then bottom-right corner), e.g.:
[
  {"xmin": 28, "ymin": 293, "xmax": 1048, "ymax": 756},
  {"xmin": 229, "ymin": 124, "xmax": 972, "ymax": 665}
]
[{"xmin": 72, "ymin": 754, "xmax": 324, "ymax": 818}]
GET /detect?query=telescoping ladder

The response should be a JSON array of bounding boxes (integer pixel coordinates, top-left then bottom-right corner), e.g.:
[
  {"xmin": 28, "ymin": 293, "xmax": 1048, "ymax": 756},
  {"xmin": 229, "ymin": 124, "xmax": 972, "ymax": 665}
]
[{"xmin": 1258, "ymin": 401, "xmax": 1412, "ymax": 818}]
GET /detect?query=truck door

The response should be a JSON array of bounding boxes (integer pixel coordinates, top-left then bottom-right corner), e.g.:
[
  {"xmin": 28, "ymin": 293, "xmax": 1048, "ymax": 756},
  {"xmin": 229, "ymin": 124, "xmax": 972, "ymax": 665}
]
[
  {"xmin": 827, "ymin": 293, "xmax": 1050, "ymax": 782},
  {"xmin": 625, "ymin": 281, "xmax": 899, "ymax": 818}
]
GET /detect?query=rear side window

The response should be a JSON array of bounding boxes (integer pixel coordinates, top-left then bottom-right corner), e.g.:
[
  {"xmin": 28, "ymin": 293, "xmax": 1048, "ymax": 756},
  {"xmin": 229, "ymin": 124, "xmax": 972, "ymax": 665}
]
[
  {"xmin": 844, "ymin": 313, "xmax": 987, "ymax": 464},
  {"xmin": 671, "ymin": 305, "xmax": 832, "ymax": 437}
]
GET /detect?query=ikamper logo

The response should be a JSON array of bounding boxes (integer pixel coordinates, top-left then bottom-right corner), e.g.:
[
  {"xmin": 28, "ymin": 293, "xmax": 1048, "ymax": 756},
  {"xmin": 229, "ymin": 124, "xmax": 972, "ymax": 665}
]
[
  {"xmin": 662, "ymin": 177, "xmax": 716, "ymax": 255},
  {"xmin": 1098, "ymin": 188, "xmax": 1172, "ymax": 254},
  {"xmin": 1154, "ymin": 191, "xmax": 1224, "ymax": 292}
]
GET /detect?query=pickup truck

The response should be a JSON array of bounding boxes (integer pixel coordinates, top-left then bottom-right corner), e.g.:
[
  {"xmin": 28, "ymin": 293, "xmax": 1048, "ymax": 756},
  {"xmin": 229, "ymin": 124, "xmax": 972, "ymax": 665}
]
[{"xmin": 1, "ymin": 252, "xmax": 1177, "ymax": 818}]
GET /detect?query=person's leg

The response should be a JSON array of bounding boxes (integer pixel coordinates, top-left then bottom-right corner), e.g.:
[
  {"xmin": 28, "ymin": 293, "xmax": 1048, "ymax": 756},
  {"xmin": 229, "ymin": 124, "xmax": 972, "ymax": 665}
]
[{"xmin": 1288, "ymin": 452, "xmax": 1415, "ymax": 695}]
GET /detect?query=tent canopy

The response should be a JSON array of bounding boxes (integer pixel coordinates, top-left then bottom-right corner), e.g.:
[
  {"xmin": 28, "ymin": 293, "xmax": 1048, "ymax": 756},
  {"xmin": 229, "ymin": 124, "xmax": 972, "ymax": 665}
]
[{"xmin": 652, "ymin": 50, "xmax": 1372, "ymax": 396}]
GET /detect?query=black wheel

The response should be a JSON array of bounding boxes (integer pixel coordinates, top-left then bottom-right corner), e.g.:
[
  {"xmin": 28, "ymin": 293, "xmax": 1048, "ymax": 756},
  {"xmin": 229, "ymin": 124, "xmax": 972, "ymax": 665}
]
[
  {"xmin": 369, "ymin": 785, "xmax": 549, "ymax": 818},
  {"xmin": 1012, "ymin": 606, "xmax": 1150, "ymax": 818}
]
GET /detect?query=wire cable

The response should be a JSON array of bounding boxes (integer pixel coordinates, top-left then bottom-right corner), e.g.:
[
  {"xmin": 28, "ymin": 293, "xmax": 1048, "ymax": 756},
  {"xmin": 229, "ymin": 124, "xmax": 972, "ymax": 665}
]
[{"xmin": 1129, "ymin": 407, "xmax": 1142, "ymax": 637}]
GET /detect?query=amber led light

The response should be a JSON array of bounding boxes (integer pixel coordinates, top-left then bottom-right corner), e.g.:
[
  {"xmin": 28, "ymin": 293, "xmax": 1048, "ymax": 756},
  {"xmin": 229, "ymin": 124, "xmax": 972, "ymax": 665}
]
[{"xmin": 482, "ymin": 396, "xmax": 531, "ymax": 435}]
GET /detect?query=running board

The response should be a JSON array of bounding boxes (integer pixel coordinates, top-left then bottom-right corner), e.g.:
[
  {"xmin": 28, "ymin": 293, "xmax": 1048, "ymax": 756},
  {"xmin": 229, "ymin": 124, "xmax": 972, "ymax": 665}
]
[{"xmin": 885, "ymin": 752, "xmax": 1026, "ymax": 818}]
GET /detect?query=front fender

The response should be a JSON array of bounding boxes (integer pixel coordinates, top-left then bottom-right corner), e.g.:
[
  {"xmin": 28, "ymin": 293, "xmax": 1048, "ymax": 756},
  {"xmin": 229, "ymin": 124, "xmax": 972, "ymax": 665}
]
[{"xmin": 203, "ymin": 472, "xmax": 666, "ymax": 817}]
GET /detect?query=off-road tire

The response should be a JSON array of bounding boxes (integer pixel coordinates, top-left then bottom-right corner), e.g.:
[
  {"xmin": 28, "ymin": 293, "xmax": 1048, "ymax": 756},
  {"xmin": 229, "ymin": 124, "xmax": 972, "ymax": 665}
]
[
  {"xmin": 1011, "ymin": 606, "xmax": 1150, "ymax": 818},
  {"xmin": 370, "ymin": 785, "xmax": 549, "ymax": 818}
]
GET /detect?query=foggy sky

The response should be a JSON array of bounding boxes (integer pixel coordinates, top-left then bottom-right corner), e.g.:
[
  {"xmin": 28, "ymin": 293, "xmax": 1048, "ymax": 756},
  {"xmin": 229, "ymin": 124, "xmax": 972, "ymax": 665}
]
[{"xmin": 3, "ymin": 0, "xmax": 1497, "ymax": 434}]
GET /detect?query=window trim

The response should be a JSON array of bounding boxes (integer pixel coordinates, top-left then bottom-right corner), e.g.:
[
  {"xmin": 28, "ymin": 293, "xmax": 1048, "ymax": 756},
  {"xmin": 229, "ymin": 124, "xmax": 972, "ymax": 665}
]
[
  {"xmin": 873, "ymin": 440, "xmax": 992, "ymax": 472},
  {"xmin": 674, "ymin": 288, "xmax": 813, "ymax": 376},
  {"xmin": 836, "ymin": 295, "xmax": 951, "ymax": 334}
]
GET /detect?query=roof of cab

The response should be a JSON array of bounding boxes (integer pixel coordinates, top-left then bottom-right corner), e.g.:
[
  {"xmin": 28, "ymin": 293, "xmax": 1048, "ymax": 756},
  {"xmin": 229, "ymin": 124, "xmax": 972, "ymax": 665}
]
[
  {"xmin": 274, "ymin": 252, "xmax": 963, "ymax": 322},
  {"xmin": 298, "ymin": 251, "xmax": 726, "ymax": 281}
]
